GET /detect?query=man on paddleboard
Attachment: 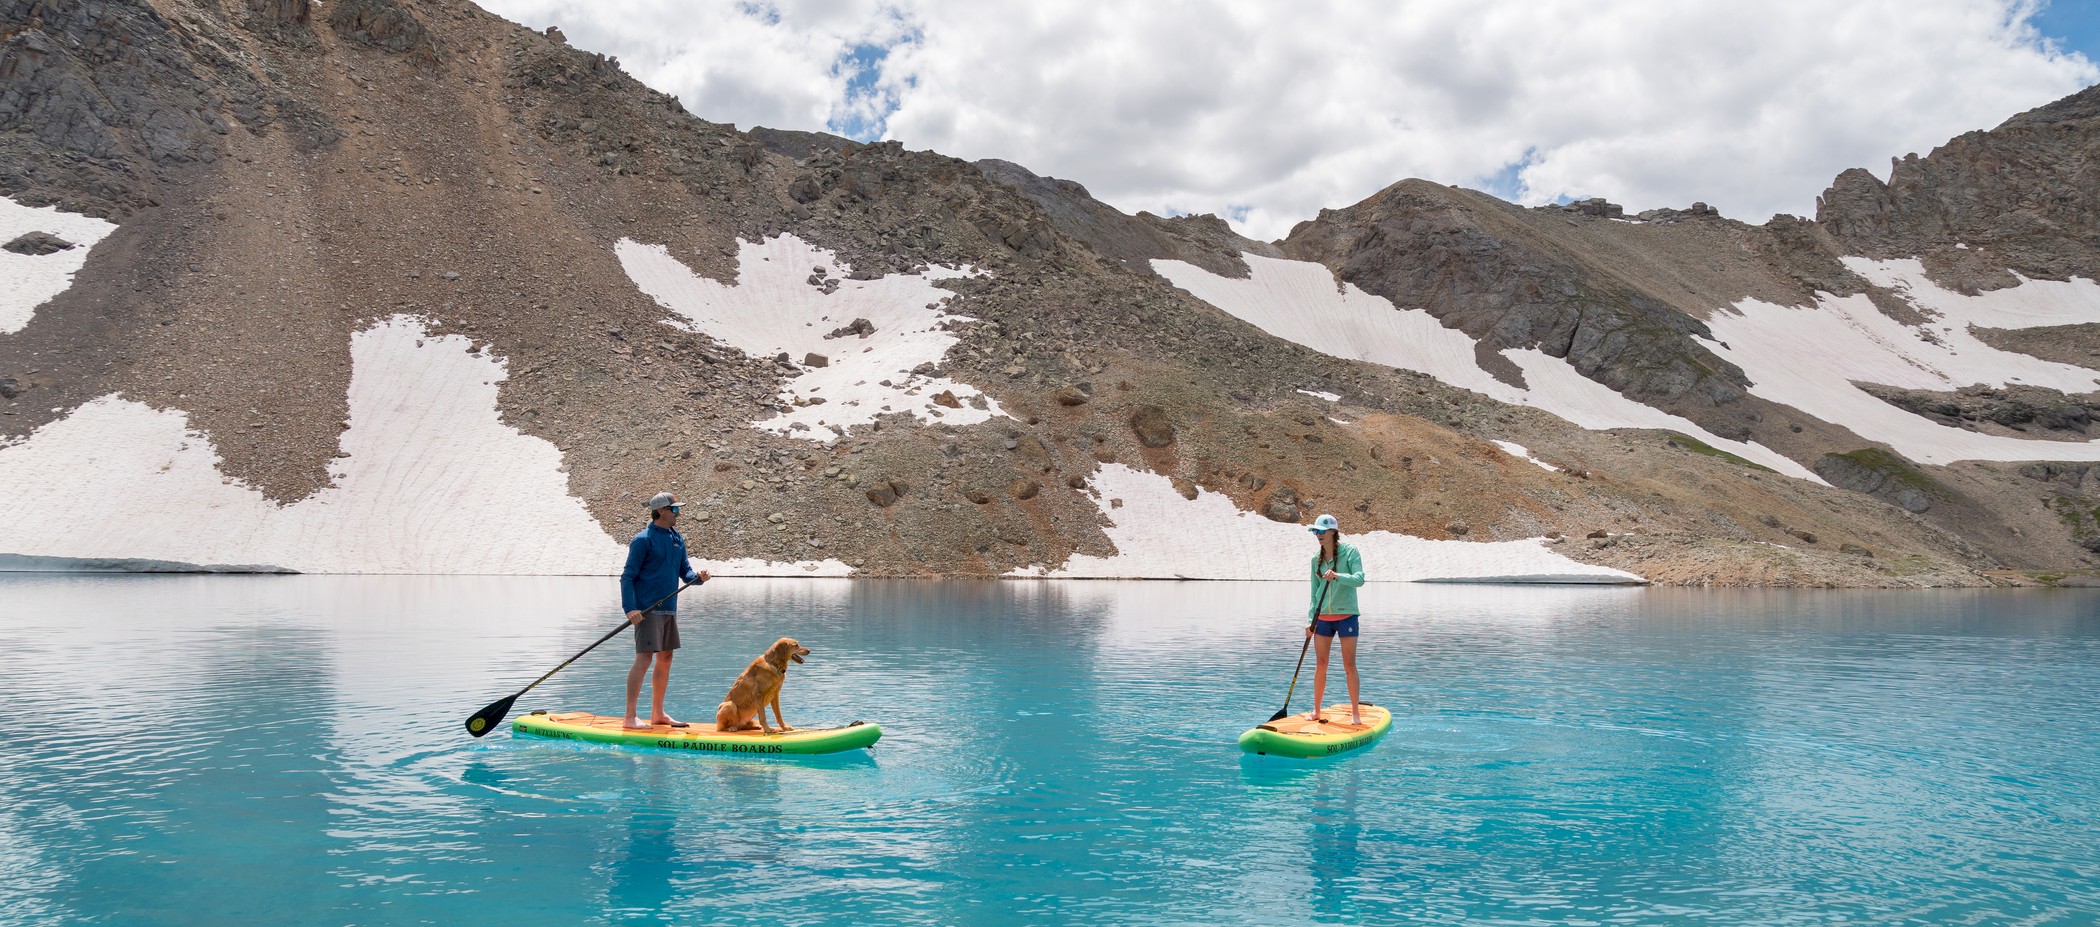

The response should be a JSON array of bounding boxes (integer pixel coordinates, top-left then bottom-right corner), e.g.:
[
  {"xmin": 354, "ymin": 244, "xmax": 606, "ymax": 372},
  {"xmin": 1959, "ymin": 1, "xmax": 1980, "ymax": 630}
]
[{"xmin": 621, "ymin": 492, "xmax": 709, "ymax": 730}]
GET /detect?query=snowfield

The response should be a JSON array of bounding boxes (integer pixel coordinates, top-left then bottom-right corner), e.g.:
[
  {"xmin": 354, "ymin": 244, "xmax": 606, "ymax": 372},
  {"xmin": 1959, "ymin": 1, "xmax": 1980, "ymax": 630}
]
[
  {"xmin": 617, "ymin": 234, "xmax": 1007, "ymax": 440},
  {"xmin": 0, "ymin": 314, "xmax": 858, "ymax": 575},
  {"xmin": 0, "ymin": 317, "xmax": 623, "ymax": 573},
  {"xmin": 1, "ymin": 195, "xmax": 117, "ymax": 335},
  {"xmin": 1702, "ymin": 259, "xmax": 2100, "ymax": 466},
  {"xmin": 1014, "ymin": 464, "xmax": 1643, "ymax": 584},
  {"xmin": 1154, "ymin": 254, "xmax": 1823, "ymax": 482}
]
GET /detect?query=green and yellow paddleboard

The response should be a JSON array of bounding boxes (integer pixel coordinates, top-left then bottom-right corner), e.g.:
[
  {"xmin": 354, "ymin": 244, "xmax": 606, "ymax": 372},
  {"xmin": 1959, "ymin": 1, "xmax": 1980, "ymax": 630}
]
[
  {"xmin": 513, "ymin": 711, "xmax": 881, "ymax": 755},
  {"xmin": 1238, "ymin": 703, "xmax": 1391, "ymax": 758}
]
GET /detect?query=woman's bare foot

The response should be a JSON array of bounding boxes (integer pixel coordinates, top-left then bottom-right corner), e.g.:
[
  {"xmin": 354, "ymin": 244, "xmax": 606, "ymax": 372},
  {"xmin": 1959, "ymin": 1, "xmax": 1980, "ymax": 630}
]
[
  {"xmin": 651, "ymin": 715, "xmax": 687, "ymax": 728},
  {"xmin": 622, "ymin": 717, "xmax": 653, "ymax": 730}
]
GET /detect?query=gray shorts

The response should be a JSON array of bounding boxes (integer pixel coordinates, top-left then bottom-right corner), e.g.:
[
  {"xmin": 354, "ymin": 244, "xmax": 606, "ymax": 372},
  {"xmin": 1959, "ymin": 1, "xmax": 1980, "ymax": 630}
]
[{"xmin": 634, "ymin": 611, "xmax": 681, "ymax": 653}]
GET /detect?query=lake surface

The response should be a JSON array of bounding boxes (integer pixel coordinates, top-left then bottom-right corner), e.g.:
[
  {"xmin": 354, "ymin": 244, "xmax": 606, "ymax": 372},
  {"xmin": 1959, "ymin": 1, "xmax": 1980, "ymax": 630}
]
[{"xmin": 2, "ymin": 575, "xmax": 2096, "ymax": 926}]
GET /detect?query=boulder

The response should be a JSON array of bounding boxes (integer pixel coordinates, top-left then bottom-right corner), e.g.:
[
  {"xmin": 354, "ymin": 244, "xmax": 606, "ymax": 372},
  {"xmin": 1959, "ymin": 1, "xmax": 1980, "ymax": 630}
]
[
  {"xmin": 824, "ymin": 318, "xmax": 875, "ymax": 339},
  {"xmin": 1010, "ymin": 479, "xmax": 1041, "ymax": 501},
  {"xmin": 801, "ymin": 352, "xmax": 828, "ymax": 368},
  {"xmin": 1129, "ymin": 405, "xmax": 1175, "ymax": 448},
  {"xmin": 3, "ymin": 231, "xmax": 76, "ymax": 255},
  {"xmin": 931, "ymin": 390, "xmax": 960, "ymax": 408},
  {"xmin": 1262, "ymin": 486, "xmax": 1301, "ymax": 523},
  {"xmin": 865, "ymin": 480, "xmax": 906, "ymax": 507}
]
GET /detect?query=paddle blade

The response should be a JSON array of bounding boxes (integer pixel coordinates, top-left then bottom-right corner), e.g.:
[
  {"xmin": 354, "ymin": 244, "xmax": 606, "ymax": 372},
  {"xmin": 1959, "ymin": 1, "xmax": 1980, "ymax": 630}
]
[
  {"xmin": 1267, "ymin": 707, "xmax": 1290, "ymax": 722},
  {"xmin": 466, "ymin": 693, "xmax": 519, "ymax": 738}
]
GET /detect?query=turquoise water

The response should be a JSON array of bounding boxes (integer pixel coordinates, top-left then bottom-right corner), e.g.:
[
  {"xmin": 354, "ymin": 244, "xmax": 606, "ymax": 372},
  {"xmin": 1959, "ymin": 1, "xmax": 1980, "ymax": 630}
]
[{"xmin": 1, "ymin": 575, "xmax": 2097, "ymax": 926}]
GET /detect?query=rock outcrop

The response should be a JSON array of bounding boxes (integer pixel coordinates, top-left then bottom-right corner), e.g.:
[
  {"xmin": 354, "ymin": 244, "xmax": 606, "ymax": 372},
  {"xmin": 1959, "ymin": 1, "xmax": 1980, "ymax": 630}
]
[
  {"xmin": 1816, "ymin": 83, "xmax": 2100, "ymax": 291},
  {"xmin": 1282, "ymin": 180, "xmax": 1752, "ymax": 410}
]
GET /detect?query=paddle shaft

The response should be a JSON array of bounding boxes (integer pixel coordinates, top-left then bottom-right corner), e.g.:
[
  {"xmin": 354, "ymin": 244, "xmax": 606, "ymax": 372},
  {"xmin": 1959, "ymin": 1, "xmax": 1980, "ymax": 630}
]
[
  {"xmin": 515, "ymin": 579, "xmax": 700, "ymax": 698},
  {"xmin": 1273, "ymin": 567, "xmax": 1340, "ymax": 721}
]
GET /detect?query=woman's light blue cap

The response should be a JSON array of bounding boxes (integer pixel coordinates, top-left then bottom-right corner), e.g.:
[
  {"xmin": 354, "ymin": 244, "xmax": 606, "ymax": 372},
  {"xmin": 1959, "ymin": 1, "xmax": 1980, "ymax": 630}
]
[{"xmin": 1308, "ymin": 514, "xmax": 1339, "ymax": 533}]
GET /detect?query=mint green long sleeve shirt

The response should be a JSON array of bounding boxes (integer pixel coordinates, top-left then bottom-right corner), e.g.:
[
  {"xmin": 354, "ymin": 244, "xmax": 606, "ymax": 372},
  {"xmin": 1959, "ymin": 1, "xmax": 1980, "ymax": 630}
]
[{"xmin": 1307, "ymin": 542, "xmax": 1365, "ymax": 619}]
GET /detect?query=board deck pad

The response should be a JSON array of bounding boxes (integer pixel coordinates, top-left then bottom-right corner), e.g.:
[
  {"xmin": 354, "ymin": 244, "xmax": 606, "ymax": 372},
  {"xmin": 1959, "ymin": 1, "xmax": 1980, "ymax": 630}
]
[
  {"xmin": 1238, "ymin": 703, "xmax": 1392, "ymax": 758},
  {"xmin": 513, "ymin": 711, "xmax": 881, "ymax": 755}
]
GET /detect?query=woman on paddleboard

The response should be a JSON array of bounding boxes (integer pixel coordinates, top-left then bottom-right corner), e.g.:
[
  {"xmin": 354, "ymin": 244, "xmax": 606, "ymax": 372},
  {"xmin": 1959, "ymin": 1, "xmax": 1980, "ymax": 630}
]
[{"xmin": 1305, "ymin": 514, "xmax": 1365, "ymax": 725}]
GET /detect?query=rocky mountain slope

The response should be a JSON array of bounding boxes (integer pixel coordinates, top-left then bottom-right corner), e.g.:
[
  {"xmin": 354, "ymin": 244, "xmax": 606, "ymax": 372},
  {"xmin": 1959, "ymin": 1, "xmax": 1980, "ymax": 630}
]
[{"xmin": 2, "ymin": 0, "xmax": 2097, "ymax": 585}]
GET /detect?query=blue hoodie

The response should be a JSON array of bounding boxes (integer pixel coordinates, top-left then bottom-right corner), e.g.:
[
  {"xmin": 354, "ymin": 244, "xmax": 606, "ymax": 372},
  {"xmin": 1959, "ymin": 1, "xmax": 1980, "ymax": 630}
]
[{"xmin": 621, "ymin": 521, "xmax": 699, "ymax": 614}]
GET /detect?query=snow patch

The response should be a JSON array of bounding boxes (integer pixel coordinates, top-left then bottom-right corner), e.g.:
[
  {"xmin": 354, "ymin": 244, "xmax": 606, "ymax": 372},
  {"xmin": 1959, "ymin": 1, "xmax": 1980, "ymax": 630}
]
[
  {"xmin": 707, "ymin": 556, "xmax": 855, "ymax": 577},
  {"xmin": 1492, "ymin": 440, "xmax": 1562, "ymax": 472},
  {"xmin": 1154, "ymin": 253, "xmax": 1820, "ymax": 482},
  {"xmin": 1846, "ymin": 257, "xmax": 2100, "ymax": 331},
  {"xmin": 1, "ymin": 195, "xmax": 118, "ymax": 334},
  {"xmin": 1015, "ymin": 464, "xmax": 1642, "ymax": 584},
  {"xmin": 0, "ymin": 316, "xmax": 625, "ymax": 573},
  {"xmin": 616, "ymin": 235, "xmax": 1005, "ymax": 440},
  {"xmin": 1297, "ymin": 389, "xmax": 1341, "ymax": 402},
  {"xmin": 1704, "ymin": 273, "xmax": 2100, "ymax": 466}
]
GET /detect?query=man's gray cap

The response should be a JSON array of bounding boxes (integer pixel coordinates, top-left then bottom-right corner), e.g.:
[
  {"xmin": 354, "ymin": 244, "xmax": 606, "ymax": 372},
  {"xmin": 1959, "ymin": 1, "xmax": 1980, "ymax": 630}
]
[{"xmin": 646, "ymin": 492, "xmax": 677, "ymax": 511}]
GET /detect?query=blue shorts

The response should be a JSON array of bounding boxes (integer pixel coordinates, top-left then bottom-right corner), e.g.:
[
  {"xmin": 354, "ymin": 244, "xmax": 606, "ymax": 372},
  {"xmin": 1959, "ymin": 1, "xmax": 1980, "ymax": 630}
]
[{"xmin": 1311, "ymin": 615, "xmax": 1359, "ymax": 638}]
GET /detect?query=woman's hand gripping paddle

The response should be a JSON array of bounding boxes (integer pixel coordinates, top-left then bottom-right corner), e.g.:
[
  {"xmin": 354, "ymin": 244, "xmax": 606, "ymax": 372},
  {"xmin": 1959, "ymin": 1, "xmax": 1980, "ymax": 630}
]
[
  {"xmin": 1267, "ymin": 572, "xmax": 1338, "ymax": 723},
  {"xmin": 464, "ymin": 579, "xmax": 701, "ymax": 737}
]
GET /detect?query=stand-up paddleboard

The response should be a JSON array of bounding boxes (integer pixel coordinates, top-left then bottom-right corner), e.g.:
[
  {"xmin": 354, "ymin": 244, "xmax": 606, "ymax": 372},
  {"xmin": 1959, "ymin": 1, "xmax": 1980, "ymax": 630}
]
[
  {"xmin": 513, "ymin": 711, "xmax": 880, "ymax": 755},
  {"xmin": 1239, "ymin": 703, "xmax": 1390, "ymax": 758}
]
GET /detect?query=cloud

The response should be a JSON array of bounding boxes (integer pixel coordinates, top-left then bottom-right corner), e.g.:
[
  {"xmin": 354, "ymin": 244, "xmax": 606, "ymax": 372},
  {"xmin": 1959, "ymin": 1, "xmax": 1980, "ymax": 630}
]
[{"xmin": 482, "ymin": 0, "xmax": 2098, "ymax": 241}]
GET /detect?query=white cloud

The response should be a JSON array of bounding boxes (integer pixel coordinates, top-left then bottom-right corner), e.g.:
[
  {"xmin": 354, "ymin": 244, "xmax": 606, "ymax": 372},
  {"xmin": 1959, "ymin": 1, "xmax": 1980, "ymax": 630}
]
[{"xmin": 481, "ymin": 0, "xmax": 2097, "ymax": 240}]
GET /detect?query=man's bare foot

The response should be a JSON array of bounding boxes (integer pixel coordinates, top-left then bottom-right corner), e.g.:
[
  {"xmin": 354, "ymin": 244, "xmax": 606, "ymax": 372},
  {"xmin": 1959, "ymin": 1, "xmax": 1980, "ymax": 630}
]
[{"xmin": 622, "ymin": 717, "xmax": 653, "ymax": 730}]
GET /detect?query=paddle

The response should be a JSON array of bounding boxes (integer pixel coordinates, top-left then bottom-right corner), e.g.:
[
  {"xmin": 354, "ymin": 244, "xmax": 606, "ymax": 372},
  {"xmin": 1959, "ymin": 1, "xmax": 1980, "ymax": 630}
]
[
  {"xmin": 1267, "ymin": 565, "xmax": 1339, "ymax": 723},
  {"xmin": 464, "ymin": 578, "xmax": 701, "ymax": 737}
]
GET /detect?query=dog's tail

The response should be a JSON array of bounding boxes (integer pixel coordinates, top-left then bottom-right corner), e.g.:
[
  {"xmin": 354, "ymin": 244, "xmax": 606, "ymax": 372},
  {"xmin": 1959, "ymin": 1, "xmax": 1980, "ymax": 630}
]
[{"xmin": 714, "ymin": 700, "xmax": 740, "ymax": 730}]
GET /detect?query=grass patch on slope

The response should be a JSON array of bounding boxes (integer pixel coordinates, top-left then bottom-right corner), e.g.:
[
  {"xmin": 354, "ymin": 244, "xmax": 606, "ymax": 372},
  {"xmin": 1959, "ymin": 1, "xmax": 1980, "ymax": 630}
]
[
  {"xmin": 2045, "ymin": 496, "xmax": 2100, "ymax": 545},
  {"xmin": 1664, "ymin": 433, "xmax": 1776, "ymax": 473},
  {"xmin": 1829, "ymin": 447, "xmax": 1939, "ymax": 493}
]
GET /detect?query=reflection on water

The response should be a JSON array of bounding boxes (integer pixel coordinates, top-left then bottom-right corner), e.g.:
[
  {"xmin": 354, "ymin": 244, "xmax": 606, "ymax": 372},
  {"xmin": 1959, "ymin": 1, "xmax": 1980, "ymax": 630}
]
[{"xmin": 0, "ymin": 575, "xmax": 2096, "ymax": 926}]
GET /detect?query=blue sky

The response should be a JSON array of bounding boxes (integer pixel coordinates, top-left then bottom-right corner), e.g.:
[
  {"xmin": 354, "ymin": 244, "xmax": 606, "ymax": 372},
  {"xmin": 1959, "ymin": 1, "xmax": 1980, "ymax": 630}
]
[{"xmin": 2034, "ymin": 0, "xmax": 2100, "ymax": 60}]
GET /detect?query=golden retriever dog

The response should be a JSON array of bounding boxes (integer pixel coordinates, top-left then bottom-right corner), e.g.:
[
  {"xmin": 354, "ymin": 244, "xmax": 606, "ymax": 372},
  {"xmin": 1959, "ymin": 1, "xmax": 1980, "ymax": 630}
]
[{"xmin": 715, "ymin": 637, "xmax": 810, "ymax": 733}]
